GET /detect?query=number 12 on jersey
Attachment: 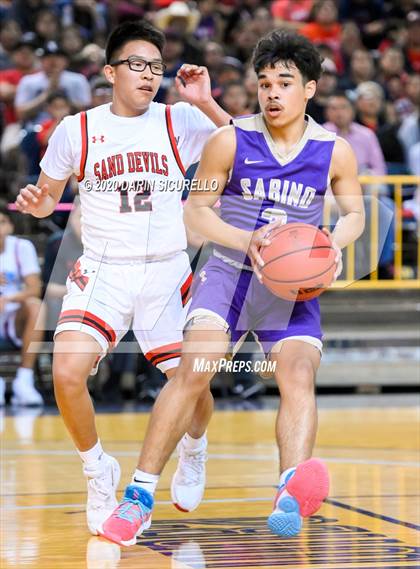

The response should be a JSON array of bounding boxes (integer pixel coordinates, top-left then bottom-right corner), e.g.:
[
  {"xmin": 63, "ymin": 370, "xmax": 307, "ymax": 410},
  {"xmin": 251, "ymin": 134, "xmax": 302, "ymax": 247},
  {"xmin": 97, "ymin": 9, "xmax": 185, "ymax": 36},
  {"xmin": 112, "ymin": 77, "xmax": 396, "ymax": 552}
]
[{"xmin": 118, "ymin": 182, "xmax": 153, "ymax": 213}]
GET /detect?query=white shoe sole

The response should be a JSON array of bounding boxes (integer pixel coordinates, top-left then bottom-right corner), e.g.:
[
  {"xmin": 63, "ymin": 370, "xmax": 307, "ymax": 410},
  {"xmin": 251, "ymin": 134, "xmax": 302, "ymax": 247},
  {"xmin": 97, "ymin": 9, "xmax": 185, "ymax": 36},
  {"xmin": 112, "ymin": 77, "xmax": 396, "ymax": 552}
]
[{"xmin": 10, "ymin": 396, "xmax": 43, "ymax": 406}]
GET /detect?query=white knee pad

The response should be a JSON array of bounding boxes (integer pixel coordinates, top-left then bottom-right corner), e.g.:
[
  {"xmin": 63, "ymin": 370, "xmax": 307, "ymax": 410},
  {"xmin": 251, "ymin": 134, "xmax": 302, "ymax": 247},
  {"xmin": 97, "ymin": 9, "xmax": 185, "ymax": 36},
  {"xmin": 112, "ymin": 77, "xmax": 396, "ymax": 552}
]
[{"xmin": 184, "ymin": 309, "xmax": 230, "ymax": 334}]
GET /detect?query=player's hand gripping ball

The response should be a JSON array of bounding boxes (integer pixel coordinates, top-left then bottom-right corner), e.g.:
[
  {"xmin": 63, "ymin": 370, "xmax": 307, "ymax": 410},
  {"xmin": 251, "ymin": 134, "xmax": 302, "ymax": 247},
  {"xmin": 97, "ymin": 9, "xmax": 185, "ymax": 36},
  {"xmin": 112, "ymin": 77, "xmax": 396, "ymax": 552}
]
[{"xmin": 260, "ymin": 223, "xmax": 338, "ymax": 301}]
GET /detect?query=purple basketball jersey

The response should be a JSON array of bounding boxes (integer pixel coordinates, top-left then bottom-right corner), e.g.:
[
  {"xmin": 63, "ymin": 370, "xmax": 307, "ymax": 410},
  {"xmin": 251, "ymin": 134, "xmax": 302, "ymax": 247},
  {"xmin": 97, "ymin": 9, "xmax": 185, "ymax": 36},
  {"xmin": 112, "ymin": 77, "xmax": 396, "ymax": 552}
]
[
  {"xmin": 215, "ymin": 114, "xmax": 336, "ymax": 266},
  {"xmin": 187, "ymin": 114, "xmax": 336, "ymax": 354}
]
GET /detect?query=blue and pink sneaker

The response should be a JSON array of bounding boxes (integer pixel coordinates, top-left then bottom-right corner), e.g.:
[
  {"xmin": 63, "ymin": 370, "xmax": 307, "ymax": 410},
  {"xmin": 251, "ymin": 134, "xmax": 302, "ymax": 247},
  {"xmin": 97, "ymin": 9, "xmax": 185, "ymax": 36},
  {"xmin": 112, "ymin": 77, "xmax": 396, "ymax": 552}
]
[
  {"xmin": 268, "ymin": 458, "xmax": 329, "ymax": 537},
  {"xmin": 98, "ymin": 485, "xmax": 153, "ymax": 546}
]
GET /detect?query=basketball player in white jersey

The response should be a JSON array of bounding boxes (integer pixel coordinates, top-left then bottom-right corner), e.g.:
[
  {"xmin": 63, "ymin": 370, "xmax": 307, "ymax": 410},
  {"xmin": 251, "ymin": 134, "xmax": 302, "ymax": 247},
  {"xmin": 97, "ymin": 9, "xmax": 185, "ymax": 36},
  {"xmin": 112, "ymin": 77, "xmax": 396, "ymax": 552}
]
[{"xmin": 15, "ymin": 20, "xmax": 231, "ymax": 535}]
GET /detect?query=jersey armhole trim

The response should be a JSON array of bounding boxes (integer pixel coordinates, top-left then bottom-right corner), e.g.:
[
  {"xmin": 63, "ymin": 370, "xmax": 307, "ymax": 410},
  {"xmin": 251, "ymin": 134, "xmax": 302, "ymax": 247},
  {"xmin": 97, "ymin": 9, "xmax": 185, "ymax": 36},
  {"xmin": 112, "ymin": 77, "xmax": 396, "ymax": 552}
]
[
  {"xmin": 77, "ymin": 111, "xmax": 88, "ymax": 182},
  {"xmin": 165, "ymin": 105, "xmax": 186, "ymax": 176}
]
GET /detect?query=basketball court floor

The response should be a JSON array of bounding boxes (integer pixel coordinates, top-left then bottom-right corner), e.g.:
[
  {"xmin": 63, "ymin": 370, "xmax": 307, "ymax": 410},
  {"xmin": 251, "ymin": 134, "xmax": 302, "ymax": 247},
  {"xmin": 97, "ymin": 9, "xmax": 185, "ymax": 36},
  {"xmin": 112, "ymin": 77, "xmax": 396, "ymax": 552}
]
[{"xmin": 1, "ymin": 394, "xmax": 419, "ymax": 569}]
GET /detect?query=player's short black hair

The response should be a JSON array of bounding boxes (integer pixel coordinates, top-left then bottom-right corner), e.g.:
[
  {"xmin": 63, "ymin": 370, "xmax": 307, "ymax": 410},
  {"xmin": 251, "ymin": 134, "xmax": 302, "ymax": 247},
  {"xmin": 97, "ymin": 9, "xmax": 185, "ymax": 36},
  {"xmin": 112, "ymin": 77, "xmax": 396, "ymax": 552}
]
[
  {"xmin": 252, "ymin": 29, "xmax": 323, "ymax": 83},
  {"xmin": 105, "ymin": 21, "xmax": 165, "ymax": 65}
]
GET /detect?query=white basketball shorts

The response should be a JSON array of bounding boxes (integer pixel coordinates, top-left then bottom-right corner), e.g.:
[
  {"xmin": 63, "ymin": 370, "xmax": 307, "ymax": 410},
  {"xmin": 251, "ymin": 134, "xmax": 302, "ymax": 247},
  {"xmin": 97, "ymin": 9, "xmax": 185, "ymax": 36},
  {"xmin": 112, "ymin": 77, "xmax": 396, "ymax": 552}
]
[{"xmin": 54, "ymin": 252, "xmax": 192, "ymax": 374}]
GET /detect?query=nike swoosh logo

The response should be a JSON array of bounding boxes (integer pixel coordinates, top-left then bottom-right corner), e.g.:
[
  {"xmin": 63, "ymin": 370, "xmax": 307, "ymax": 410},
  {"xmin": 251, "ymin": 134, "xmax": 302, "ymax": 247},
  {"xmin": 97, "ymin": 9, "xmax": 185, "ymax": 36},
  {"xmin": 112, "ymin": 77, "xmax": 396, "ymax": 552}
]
[
  {"xmin": 133, "ymin": 478, "xmax": 151, "ymax": 484},
  {"xmin": 244, "ymin": 158, "xmax": 264, "ymax": 164}
]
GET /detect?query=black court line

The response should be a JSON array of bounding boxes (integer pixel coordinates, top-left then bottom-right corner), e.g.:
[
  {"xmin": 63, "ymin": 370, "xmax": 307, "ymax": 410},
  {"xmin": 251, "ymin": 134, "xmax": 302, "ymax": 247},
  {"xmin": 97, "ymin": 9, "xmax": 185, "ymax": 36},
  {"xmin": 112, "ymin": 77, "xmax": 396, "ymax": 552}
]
[{"xmin": 326, "ymin": 497, "xmax": 420, "ymax": 531}]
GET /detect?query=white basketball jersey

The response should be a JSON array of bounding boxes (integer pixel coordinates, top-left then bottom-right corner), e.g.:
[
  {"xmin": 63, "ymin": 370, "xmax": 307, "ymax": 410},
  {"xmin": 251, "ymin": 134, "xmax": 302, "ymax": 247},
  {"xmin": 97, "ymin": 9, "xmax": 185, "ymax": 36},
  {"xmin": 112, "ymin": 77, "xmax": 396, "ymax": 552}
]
[{"xmin": 76, "ymin": 102, "xmax": 187, "ymax": 260}]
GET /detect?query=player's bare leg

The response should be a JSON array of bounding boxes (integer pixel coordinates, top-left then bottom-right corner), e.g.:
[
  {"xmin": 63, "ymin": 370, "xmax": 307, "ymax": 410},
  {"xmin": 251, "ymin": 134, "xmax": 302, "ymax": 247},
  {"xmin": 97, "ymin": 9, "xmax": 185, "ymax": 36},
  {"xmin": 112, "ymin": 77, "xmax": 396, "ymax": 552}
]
[
  {"xmin": 166, "ymin": 366, "xmax": 214, "ymax": 440},
  {"xmin": 187, "ymin": 387, "xmax": 214, "ymax": 438},
  {"xmin": 53, "ymin": 331, "xmax": 101, "ymax": 450},
  {"xmin": 11, "ymin": 298, "xmax": 45, "ymax": 406},
  {"xmin": 268, "ymin": 340, "xmax": 329, "ymax": 537},
  {"xmin": 273, "ymin": 340, "xmax": 320, "ymax": 471},
  {"xmin": 99, "ymin": 327, "xmax": 229, "ymax": 546},
  {"xmin": 53, "ymin": 330, "xmax": 121, "ymax": 535},
  {"xmin": 138, "ymin": 328, "xmax": 228, "ymax": 473}
]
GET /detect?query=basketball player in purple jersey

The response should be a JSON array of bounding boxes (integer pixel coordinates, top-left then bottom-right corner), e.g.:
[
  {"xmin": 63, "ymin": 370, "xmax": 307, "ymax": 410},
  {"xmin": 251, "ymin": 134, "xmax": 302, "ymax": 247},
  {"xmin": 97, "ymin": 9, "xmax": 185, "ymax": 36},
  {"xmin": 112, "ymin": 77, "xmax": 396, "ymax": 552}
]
[{"xmin": 101, "ymin": 30, "xmax": 365, "ymax": 544}]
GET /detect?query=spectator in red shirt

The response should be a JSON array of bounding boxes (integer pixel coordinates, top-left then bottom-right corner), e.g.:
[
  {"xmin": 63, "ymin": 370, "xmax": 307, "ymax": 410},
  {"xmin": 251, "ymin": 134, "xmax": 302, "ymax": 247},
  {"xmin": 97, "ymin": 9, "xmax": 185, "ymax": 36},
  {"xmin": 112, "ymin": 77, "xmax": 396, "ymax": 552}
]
[
  {"xmin": 0, "ymin": 37, "xmax": 38, "ymax": 127},
  {"xmin": 271, "ymin": 0, "xmax": 313, "ymax": 29},
  {"xmin": 300, "ymin": 0, "xmax": 342, "ymax": 71},
  {"xmin": 36, "ymin": 91, "xmax": 72, "ymax": 158},
  {"xmin": 34, "ymin": 90, "xmax": 75, "ymax": 229}
]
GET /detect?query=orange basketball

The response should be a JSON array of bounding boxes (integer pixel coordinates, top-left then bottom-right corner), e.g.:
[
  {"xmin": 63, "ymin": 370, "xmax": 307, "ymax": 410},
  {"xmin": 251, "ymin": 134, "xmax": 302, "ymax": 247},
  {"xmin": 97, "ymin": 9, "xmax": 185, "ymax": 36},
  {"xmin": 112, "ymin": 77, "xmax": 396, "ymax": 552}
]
[{"xmin": 260, "ymin": 223, "xmax": 336, "ymax": 301}]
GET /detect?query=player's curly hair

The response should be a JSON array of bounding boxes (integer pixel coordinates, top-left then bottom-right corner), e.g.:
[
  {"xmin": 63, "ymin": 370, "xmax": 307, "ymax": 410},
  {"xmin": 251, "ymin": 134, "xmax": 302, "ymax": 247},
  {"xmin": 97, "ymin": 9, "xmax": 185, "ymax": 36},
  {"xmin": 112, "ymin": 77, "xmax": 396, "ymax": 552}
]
[
  {"xmin": 252, "ymin": 29, "xmax": 323, "ymax": 83},
  {"xmin": 105, "ymin": 20, "xmax": 165, "ymax": 64}
]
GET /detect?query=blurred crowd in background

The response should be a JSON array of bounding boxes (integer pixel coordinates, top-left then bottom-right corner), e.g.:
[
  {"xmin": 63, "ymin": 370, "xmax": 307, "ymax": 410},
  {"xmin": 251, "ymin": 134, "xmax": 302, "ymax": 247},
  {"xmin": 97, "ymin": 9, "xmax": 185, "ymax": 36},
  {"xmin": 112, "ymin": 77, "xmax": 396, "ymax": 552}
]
[
  {"xmin": 0, "ymin": 0, "xmax": 419, "ymax": 406},
  {"xmin": 1, "ymin": 0, "xmax": 420, "ymax": 193}
]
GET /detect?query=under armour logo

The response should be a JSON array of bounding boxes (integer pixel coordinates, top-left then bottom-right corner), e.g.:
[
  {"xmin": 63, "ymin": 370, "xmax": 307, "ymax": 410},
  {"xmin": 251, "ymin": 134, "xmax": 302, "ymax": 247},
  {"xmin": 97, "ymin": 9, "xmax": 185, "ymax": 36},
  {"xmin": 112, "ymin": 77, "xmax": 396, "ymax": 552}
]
[{"xmin": 92, "ymin": 135, "xmax": 105, "ymax": 143}]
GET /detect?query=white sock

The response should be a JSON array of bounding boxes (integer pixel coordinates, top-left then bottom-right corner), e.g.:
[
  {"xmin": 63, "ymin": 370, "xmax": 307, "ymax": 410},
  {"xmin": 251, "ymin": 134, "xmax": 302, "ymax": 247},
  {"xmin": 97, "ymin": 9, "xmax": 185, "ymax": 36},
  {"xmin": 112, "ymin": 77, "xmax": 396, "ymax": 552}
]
[
  {"xmin": 15, "ymin": 367, "xmax": 34, "ymax": 384},
  {"xmin": 279, "ymin": 466, "xmax": 296, "ymax": 488},
  {"xmin": 132, "ymin": 469, "xmax": 160, "ymax": 495},
  {"xmin": 183, "ymin": 432, "xmax": 207, "ymax": 450},
  {"xmin": 274, "ymin": 467, "xmax": 298, "ymax": 512},
  {"xmin": 77, "ymin": 439, "xmax": 104, "ymax": 464}
]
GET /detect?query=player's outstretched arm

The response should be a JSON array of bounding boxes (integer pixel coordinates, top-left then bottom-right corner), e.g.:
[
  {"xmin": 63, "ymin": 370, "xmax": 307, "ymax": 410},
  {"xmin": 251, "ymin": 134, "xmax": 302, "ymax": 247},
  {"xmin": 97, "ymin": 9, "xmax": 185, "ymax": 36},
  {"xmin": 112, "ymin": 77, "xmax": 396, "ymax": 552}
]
[
  {"xmin": 15, "ymin": 171, "xmax": 68, "ymax": 218},
  {"xmin": 176, "ymin": 64, "xmax": 231, "ymax": 126},
  {"xmin": 184, "ymin": 126, "xmax": 250, "ymax": 249},
  {"xmin": 329, "ymin": 137, "xmax": 365, "ymax": 250}
]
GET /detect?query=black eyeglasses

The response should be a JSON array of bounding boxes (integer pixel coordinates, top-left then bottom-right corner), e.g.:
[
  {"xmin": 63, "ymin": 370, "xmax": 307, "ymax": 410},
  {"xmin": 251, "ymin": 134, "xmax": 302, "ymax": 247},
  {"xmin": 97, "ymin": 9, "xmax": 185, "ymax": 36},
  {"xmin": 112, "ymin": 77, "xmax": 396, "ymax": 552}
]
[{"xmin": 109, "ymin": 56, "xmax": 166, "ymax": 76}]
